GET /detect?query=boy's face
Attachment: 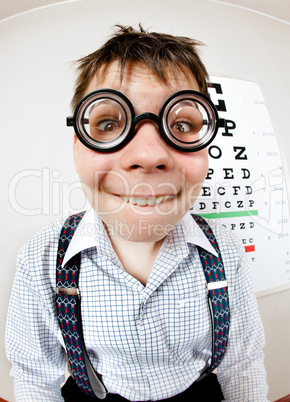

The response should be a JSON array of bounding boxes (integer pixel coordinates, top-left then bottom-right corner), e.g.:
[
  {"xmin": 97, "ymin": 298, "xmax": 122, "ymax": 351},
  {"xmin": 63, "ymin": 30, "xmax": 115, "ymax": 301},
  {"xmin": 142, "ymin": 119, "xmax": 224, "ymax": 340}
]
[{"xmin": 73, "ymin": 62, "xmax": 208, "ymax": 242}]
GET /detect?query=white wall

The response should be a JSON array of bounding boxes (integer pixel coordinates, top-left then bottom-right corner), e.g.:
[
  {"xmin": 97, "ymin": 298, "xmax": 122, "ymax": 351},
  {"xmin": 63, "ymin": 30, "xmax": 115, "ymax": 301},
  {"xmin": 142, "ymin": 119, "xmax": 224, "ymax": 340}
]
[{"xmin": 1, "ymin": 0, "xmax": 290, "ymax": 400}]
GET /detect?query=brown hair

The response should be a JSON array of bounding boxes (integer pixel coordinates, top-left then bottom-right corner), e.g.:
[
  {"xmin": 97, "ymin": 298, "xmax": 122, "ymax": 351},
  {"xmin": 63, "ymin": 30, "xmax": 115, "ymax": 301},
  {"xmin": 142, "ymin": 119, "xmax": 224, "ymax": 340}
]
[{"xmin": 71, "ymin": 25, "xmax": 209, "ymax": 111}]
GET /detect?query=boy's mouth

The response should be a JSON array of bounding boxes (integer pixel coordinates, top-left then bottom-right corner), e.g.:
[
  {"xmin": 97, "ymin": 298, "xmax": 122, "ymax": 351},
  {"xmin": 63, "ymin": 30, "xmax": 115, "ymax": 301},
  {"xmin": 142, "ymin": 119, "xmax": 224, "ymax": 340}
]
[{"xmin": 121, "ymin": 195, "xmax": 171, "ymax": 206}]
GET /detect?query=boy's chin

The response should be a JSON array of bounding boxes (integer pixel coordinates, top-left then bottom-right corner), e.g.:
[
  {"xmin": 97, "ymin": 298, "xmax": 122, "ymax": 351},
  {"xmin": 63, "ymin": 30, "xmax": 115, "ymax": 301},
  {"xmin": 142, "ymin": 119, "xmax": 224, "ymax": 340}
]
[{"xmin": 103, "ymin": 217, "xmax": 178, "ymax": 243}]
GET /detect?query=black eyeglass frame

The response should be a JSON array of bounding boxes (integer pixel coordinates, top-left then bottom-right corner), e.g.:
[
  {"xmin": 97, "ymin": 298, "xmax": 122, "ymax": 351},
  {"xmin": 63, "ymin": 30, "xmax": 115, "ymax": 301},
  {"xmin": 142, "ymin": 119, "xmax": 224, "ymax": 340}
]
[{"xmin": 67, "ymin": 89, "xmax": 224, "ymax": 153}]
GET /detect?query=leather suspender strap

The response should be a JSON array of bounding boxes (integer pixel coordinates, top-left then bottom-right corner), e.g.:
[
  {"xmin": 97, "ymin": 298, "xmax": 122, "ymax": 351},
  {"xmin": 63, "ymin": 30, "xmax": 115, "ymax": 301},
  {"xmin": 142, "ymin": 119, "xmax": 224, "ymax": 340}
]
[
  {"xmin": 192, "ymin": 214, "xmax": 230, "ymax": 378},
  {"xmin": 56, "ymin": 212, "xmax": 230, "ymax": 398},
  {"xmin": 56, "ymin": 212, "xmax": 107, "ymax": 399}
]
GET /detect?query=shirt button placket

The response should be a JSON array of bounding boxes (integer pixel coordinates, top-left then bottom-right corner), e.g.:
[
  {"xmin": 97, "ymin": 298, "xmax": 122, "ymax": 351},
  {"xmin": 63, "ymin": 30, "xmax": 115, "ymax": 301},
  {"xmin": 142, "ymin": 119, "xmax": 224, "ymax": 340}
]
[{"xmin": 136, "ymin": 294, "xmax": 151, "ymax": 399}]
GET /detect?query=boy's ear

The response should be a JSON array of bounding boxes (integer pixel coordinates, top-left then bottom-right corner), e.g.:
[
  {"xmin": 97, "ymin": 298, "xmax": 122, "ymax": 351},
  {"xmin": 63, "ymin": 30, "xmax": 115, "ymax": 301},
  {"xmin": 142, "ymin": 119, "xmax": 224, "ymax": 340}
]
[{"xmin": 73, "ymin": 134, "xmax": 79, "ymax": 173}]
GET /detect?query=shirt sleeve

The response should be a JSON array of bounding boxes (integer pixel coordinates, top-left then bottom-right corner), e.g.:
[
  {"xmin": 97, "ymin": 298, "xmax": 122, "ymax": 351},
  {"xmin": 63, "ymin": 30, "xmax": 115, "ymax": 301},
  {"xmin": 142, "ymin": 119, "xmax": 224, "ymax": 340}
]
[
  {"xmin": 216, "ymin": 240, "xmax": 269, "ymax": 401},
  {"xmin": 5, "ymin": 245, "xmax": 66, "ymax": 401}
]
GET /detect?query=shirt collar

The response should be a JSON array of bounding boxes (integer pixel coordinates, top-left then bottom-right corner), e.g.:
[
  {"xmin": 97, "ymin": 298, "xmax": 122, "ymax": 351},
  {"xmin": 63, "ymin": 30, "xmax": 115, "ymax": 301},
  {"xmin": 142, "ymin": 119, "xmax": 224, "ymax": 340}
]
[
  {"xmin": 181, "ymin": 212, "xmax": 218, "ymax": 256},
  {"xmin": 61, "ymin": 207, "xmax": 98, "ymax": 267},
  {"xmin": 61, "ymin": 209, "xmax": 217, "ymax": 267}
]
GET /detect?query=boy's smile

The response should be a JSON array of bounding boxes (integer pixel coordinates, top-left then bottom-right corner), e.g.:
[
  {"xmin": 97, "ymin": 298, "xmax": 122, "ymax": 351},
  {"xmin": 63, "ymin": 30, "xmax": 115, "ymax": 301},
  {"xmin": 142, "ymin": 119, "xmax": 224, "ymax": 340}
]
[
  {"xmin": 73, "ymin": 62, "xmax": 208, "ymax": 243},
  {"xmin": 120, "ymin": 194, "xmax": 171, "ymax": 206}
]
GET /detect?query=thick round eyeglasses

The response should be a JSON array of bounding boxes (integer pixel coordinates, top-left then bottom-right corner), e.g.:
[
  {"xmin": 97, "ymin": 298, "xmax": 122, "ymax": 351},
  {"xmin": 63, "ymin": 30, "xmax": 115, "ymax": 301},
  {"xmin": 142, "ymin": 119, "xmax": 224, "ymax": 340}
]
[{"xmin": 67, "ymin": 89, "xmax": 224, "ymax": 153}]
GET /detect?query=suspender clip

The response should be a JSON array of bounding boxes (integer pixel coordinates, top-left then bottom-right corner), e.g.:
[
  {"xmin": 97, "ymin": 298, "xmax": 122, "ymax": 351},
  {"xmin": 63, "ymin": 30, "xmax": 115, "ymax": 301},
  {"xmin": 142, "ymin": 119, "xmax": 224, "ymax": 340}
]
[
  {"xmin": 56, "ymin": 287, "xmax": 81, "ymax": 300},
  {"xmin": 207, "ymin": 280, "xmax": 227, "ymax": 291}
]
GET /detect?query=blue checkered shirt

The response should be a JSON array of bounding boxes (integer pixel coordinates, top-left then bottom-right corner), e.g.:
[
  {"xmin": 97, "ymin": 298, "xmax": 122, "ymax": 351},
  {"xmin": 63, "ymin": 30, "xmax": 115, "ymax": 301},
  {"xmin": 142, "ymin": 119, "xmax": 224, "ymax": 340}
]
[{"xmin": 6, "ymin": 209, "xmax": 268, "ymax": 401}]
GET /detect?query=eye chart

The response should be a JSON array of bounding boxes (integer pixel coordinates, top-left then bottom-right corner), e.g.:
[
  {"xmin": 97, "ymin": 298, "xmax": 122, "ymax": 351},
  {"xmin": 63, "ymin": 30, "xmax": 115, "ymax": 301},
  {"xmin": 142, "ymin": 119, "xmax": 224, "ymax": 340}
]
[{"xmin": 193, "ymin": 77, "xmax": 290, "ymax": 293}]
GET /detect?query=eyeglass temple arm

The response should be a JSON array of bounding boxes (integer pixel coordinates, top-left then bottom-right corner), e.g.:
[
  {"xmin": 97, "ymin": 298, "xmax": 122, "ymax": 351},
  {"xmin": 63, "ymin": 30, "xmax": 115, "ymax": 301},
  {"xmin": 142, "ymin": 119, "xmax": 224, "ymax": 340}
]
[
  {"xmin": 202, "ymin": 118, "xmax": 225, "ymax": 127},
  {"xmin": 67, "ymin": 117, "xmax": 74, "ymax": 126},
  {"xmin": 67, "ymin": 117, "xmax": 90, "ymax": 126}
]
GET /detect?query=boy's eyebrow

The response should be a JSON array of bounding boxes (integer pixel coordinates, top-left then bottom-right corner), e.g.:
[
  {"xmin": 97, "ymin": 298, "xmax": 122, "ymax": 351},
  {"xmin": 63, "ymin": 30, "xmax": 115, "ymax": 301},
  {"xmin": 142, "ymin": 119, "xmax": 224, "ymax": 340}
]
[
  {"xmin": 88, "ymin": 99, "xmax": 116, "ymax": 114},
  {"xmin": 178, "ymin": 100, "xmax": 199, "ymax": 108}
]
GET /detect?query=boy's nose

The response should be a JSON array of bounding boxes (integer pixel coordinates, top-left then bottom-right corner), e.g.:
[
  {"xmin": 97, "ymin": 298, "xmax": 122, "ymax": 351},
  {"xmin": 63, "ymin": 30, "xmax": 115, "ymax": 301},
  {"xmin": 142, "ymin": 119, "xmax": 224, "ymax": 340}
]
[{"xmin": 120, "ymin": 121, "xmax": 174, "ymax": 172}]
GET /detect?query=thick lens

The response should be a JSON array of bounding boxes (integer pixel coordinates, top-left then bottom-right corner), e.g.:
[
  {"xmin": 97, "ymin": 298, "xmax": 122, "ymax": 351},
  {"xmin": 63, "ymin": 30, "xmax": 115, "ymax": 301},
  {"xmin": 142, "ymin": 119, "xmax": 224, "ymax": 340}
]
[
  {"xmin": 75, "ymin": 91, "xmax": 133, "ymax": 151},
  {"xmin": 167, "ymin": 100, "xmax": 205, "ymax": 142},
  {"xmin": 162, "ymin": 92, "xmax": 218, "ymax": 151},
  {"xmin": 83, "ymin": 99, "xmax": 126, "ymax": 141}
]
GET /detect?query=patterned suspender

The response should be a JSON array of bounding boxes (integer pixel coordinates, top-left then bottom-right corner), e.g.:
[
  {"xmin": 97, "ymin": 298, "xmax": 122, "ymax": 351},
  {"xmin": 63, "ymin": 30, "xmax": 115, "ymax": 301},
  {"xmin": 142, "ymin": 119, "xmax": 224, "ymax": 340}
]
[
  {"xmin": 56, "ymin": 212, "xmax": 107, "ymax": 399},
  {"xmin": 56, "ymin": 212, "xmax": 230, "ymax": 398},
  {"xmin": 192, "ymin": 214, "xmax": 230, "ymax": 379}
]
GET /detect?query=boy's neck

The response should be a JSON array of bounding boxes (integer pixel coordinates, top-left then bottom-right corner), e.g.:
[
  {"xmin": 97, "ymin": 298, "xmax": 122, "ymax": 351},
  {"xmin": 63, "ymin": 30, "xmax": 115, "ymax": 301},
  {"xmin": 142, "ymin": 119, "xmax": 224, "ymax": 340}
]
[{"xmin": 108, "ymin": 234, "xmax": 164, "ymax": 286}]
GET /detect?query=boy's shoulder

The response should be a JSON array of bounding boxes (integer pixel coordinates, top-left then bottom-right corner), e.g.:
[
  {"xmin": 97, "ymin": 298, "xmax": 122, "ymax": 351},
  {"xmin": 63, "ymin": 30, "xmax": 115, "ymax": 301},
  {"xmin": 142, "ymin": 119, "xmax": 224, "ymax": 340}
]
[
  {"xmin": 193, "ymin": 214, "xmax": 242, "ymax": 250},
  {"xmin": 202, "ymin": 217, "xmax": 249, "ymax": 286},
  {"xmin": 17, "ymin": 211, "xmax": 90, "ymax": 270},
  {"xmin": 199, "ymin": 215, "xmax": 245, "ymax": 265},
  {"xmin": 17, "ymin": 217, "xmax": 66, "ymax": 269},
  {"xmin": 22, "ymin": 218, "xmax": 64, "ymax": 247}
]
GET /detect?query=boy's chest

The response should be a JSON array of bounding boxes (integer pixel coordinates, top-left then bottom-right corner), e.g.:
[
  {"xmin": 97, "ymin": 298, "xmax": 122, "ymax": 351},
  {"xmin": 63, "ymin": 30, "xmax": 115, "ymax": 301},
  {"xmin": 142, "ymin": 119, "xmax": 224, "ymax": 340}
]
[{"xmin": 78, "ymin": 249, "xmax": 211, "ymax": 358}]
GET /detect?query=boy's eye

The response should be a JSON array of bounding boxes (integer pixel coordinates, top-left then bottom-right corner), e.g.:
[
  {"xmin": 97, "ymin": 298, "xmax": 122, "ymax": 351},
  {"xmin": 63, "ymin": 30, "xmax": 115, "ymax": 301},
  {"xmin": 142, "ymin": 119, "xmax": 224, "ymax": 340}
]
[
  {"xmin": 97, "ymin": 120, "xmax": 118, "ymax": 132},
  {"xmin": 168, "ymin": 101, "xmax": 204, "ymax": 139},
  {"xmin": 172, "ymin": 122, "xmax": 192, "ymax": 133},
  {"xmin": 84, "ymin": 99, "xmax": 126, "ymax": 140}
]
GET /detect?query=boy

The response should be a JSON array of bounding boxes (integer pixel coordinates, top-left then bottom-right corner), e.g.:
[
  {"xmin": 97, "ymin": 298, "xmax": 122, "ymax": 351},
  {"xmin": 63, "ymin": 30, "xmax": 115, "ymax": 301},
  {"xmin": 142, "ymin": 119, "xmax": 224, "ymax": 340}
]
[{"xmin": 6, "ymin": 25, "xmax": 268, "ymax": 401}]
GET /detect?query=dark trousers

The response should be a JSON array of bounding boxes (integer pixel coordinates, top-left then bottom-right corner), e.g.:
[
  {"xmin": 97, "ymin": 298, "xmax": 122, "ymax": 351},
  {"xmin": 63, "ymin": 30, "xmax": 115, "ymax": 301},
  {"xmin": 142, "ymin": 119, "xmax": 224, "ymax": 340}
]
[{"xmin": 61, "ymin": 374, "xmax": 224, "ymax": 401}]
